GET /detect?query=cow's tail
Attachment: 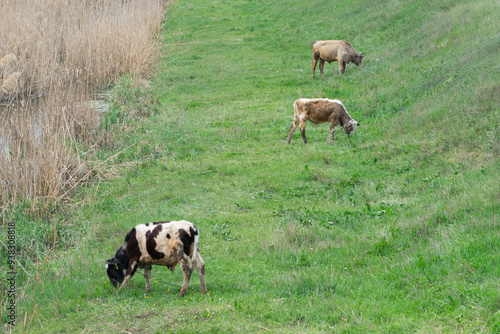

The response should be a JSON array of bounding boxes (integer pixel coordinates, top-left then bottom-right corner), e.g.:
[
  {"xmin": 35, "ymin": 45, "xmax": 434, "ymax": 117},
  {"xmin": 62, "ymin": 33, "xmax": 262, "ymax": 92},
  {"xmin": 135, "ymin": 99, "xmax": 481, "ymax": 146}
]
[{"xmin": 293, "ymin": 99, "xmax": 303, "ymax": 120}]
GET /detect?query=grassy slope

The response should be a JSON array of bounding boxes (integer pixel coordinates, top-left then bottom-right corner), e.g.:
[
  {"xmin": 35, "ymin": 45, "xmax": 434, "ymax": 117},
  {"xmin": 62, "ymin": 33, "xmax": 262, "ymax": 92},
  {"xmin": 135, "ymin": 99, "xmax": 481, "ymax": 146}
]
[{"xmin": 16, "ymin": 0, "xmax": 499, "ymax": 332}]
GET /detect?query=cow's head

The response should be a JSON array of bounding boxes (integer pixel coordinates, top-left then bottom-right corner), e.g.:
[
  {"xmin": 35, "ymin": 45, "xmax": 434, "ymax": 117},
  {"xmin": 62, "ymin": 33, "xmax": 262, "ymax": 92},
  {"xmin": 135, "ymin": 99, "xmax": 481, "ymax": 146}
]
[
  {"xmin": 105, "ymin": 258, "xmax": 127, "ymax": 287},
  {"xmin": 105, "ymin": 244, "xmax": 130, "ymax": 287},
  {"xmin": 353, "ymin": 52, "xmax": 365, "ymax": 67},
  {"xmin": 344, "ymin": 119, "xmax": 359, "ymax": 136}
]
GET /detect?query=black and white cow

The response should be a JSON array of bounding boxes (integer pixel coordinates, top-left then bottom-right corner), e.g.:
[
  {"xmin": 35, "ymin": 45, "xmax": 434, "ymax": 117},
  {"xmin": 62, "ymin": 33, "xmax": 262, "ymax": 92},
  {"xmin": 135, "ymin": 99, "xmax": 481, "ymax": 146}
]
[{"xmin": 106, "ymin": 220, "xmax": 206, "ymax": 297}]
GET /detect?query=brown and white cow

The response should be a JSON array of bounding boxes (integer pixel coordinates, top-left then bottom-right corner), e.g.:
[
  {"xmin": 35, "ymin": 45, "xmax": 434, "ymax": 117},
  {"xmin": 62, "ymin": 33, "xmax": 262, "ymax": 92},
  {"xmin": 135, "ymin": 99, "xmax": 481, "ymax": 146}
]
[
  {"xmin": 312, "ymin": 40, "xmax": 365, "ymax": 78},
  {"xmin": 106, "ymin": 220, "xmax": 206, "ymax": 297},
  {"xmin": 286, "ymin": 98, "xmax": 359, "ymax": 144}
]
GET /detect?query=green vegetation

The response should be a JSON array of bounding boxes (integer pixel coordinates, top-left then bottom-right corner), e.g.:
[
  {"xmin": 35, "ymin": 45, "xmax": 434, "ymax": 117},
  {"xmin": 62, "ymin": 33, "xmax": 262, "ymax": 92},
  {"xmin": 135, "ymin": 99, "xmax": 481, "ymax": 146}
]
[{"xmin": 4, "ymin": 0, "xmax": 500, "ymax": 332}]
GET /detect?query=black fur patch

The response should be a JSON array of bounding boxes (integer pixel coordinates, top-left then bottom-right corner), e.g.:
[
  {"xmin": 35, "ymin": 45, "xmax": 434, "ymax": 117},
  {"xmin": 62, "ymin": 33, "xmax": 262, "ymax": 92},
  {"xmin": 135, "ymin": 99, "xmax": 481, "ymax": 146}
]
[
  {"xmin": 106, "ymin": 244, "xmax": 130, "ymax": 287},
  {"xmin": 178, "ymin": 226, "xmax": 196, "ymax": 256},
  {"xmin": 126, "ymin": 228, "xmax": 141, "ymax": 260},
  {"xmin": 167, "ymin": 233, "xmax": 171, "ymax": 239},
  {"xmin": 146, "ymin": 224, "xmax": 165, "ymax": 260},
  {"xmin": 153, "ymin": 221, "xmax": 170, "ymax": 225},
  {"xmin": 124, "ymin": 227, "xmax": 136, "ymax": 243}
]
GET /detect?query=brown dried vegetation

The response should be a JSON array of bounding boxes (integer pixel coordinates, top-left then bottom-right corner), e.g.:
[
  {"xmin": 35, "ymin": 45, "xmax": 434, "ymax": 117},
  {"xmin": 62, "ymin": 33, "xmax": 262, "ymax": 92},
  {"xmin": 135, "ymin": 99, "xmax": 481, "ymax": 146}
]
[{"xmin": 0, "ymin": 0, "xmax": 169, "ymax": 217}]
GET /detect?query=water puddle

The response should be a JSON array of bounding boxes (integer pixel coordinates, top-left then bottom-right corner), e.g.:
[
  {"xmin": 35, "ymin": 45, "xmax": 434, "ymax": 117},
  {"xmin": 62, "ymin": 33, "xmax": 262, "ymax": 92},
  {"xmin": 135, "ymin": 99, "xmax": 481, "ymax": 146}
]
[
  {"xmin": 86, "ymin": 91, "xmax": 111, "ymax": 117},
  {"xmin": 0, "ymin": 92, "xmax": 110, "ymax": 159}
]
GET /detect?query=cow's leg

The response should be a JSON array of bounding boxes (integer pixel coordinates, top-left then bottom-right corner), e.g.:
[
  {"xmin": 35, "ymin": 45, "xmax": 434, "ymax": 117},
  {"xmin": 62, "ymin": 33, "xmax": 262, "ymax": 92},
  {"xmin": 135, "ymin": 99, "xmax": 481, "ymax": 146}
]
[
  {"xmin": 300, "ymin": 120, "xmax": 308, "ymax": 144},
  {"xmin": 319, "ymin": 59, "xmax": 325, "ymax": 79},
  {"xmin": 143, "ymin": 264, "xmax": 152, "ymax": 292},
  {"xmin": 174, "ymin": 244, "xmax": 193, "ymax": 297},
  {"xmin": 194, "ymin": 250, "xmax": 207, "ymax": 293},
  {"xmin": 339, "ymin": 61, "xmax": 346, "ymax": 75},
  {"xmin": 312, "ymin": 52, "xmax": 320, "ymax": 78},
  {"xmin": 286, "ymin": 119, "xmax": 300, "ymax": 144},
  {"xmin": 179, "ymin": 260, "xmax": 193, "ymax": 297},
  {"xmin": 120, "ymin": 258, "xmax": 139, "ymax": 289},
  {"xmin": 329, "ymin": 122, "xmax": 336, "ymax": 141}
]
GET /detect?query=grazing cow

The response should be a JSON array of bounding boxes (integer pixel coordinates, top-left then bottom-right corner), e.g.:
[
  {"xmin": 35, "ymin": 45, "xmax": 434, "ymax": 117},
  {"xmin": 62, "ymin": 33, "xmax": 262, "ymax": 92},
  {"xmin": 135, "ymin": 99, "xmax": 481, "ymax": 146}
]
[
  {"xmin": 312, "ymin": 40, "xmax": 365, "ymax": 78},
  {"xmin": 106, "ymin": 220, "xmax": 206, "ymax": 297},
  {"xmin": 286, "ymin": 98, "xmax": 359, "ymax": 144}
]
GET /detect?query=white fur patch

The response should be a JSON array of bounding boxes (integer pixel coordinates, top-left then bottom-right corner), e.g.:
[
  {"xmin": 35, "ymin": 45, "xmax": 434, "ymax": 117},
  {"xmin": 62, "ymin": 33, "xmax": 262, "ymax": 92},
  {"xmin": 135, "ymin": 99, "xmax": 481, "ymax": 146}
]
[
  {"xmin": 297, "ymin": 98, "xmax": 331, "ymax": 104},
  {"xmin": 133, "ymin": 220, "xmax": 199, "ymax": 264}
]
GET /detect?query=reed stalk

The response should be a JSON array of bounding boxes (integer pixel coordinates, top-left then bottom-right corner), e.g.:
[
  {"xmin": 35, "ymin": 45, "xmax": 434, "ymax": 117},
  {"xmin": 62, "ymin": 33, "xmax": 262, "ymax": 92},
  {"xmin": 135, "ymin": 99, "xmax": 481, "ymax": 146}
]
[{"xmin": 0, "ymin": 0, "xmax": 169, "ymax": 217}]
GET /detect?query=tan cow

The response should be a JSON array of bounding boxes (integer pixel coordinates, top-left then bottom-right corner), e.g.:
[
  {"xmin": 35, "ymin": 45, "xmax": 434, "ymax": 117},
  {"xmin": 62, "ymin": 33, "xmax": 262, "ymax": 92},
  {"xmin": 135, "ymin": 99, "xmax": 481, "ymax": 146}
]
[
  {"xmin": 286, "ymin": 98, "xmax": 359, "ymax": 144},
  {"xmin": 312, "ymin": 40, "xmax": 365, "ymax": 78}
]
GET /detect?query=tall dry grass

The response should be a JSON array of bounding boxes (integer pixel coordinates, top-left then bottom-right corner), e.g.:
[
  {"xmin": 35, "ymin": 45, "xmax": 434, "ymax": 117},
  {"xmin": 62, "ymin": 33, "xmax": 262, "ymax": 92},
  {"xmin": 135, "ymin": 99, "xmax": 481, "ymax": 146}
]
[
  {"xmin": 0, "ymin": 90, "xmax": 90, "ymax": 215},
  {"xmin": 1, "ymin": 0, "xmax": 168, "ymax": 95},
  {"xmin": 0, "ymin": 0, "xmax": 169, "ymax": 217}
]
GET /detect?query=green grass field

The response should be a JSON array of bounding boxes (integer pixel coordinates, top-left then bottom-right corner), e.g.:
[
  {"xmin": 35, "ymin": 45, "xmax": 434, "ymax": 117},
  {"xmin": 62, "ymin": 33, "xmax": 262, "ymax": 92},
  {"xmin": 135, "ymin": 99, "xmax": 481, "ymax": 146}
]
[{"xmin": 6, "ymin": 0, "xmax": 500, "ymax": 332}]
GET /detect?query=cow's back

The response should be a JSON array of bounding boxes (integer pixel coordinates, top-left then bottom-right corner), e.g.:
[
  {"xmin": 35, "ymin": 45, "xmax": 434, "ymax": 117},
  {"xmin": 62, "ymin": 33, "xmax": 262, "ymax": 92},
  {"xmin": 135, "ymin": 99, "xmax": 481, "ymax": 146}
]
[
  {"xmin": 296, "ymin": 98, "xmax": 344, "ymax": 124},
  {"xmin": 313, "ymin": 40, "xmax": 351, "ymax": 62},
  {"xmin": 129, "ymin": 220, "xmax": 199, "ymax": 266}
]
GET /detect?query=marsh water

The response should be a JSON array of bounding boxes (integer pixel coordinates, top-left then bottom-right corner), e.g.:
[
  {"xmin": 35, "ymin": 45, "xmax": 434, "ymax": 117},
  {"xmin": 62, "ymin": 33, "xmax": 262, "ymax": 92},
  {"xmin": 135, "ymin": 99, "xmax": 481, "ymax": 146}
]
[{"xmin": 0, "ymin": 92, "xmax": 110, "ymax": 159}]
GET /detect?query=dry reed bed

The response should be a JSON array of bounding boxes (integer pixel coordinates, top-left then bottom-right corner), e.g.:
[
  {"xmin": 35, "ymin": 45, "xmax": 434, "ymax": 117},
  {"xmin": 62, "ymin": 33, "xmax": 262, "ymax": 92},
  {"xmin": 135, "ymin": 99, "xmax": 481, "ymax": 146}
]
[
  {"xmin": 0, "ymin": 0, "xmax": 169, "ymax": 217},
  {"xmin": 0, "ymin": 91, "xmax": 89, "ymax": 215},
  {"xmin": 1, "ymin": 0, "xmax": 167, "ymax": 96}
]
